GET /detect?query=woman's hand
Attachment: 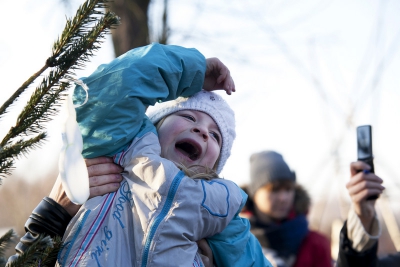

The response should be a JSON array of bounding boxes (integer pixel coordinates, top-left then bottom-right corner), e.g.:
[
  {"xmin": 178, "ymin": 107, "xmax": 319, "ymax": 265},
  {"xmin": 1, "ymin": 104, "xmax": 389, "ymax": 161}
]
[
  {"xmin": 203, "ymin": 57, "xmax": 235, "ymax": 95},
  {"xmin": 347, "ymin": 161, "xmax": 384, "ymax": 232},
  {"xmin": 49, "ymin": 176, "xmax": 81, "ymax": 217},
  {"xmin": 49, "ymin": 157, "xmax": 123, "ymax": 217}
]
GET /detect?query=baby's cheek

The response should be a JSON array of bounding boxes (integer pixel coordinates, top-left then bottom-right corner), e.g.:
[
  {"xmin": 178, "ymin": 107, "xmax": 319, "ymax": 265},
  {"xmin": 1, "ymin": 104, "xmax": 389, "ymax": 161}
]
[{"xmin": 209, "ymin": 147, "xmax": 221, "ymax": 168}]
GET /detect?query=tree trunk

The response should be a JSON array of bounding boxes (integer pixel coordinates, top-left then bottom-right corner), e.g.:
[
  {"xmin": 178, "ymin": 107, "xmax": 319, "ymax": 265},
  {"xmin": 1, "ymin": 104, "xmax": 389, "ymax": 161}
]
[{"xmin": 108, "ymin": 0, "xmax": 151, "ymax": 57}]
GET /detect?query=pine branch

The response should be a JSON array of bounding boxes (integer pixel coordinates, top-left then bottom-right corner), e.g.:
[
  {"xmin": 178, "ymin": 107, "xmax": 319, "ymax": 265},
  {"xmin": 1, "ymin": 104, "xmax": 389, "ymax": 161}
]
[
  {"xmin": 32, "ymin": 236, "xmax": 63, "ymax": 267},
  {"xmin": 0, "ymin": 0, "xmax": 118, "ymax": 118},
  {"xmin": 0, "ymin": 229, "xmax": 16, "ymax": 265},
  {"xmin": 1, "ymin": 10, "xmax": 119, "ymax": 146},
  {"xmin": 1, "ymin": 80, "xmax": 68, "ymax": 145},
  {"xmin": 0, "ymin": 158, "xmax": 13, "ymax": 181},
  {"xmin": 0, "ymin": 0, "xmax": 120, "ymax": 181},
  {"xmin": 54, "ymin": 11, "xmax": 120, "ymax": 72},
  {"xmin": 0, "ymin": 133, "xmax": 46, "ymax": 180},
  {"xmin": 50, "ymin": 0, "xmax": 109, "ymax": 60},
  {"xmin": 6, "ymin": 235, "xmax": 63, "ymax": 267},
  {"xmin": 1, "ymin": 133, "xmax": 47, "ymax": 159},
  {"xmin": 0, "ymin": 65, "xmax": 48, "ymax": 117}
]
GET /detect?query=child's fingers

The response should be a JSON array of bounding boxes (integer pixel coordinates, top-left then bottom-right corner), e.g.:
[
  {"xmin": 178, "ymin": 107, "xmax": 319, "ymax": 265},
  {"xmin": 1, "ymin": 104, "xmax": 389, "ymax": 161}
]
[
  {"xmin": 226, "ymin": 76, "xmax": 235, "ymax": 92},
  {"xmin": 217, "ymin": 66, "xmax": 235, "ymax": 94},
  {"xmin": 204, "ymin": 57, "xmax": 235, "ymax": 94},
  {"xmin": 216, "ymin": 64, "xmax": 229, "ymax": 84},
  {"xmin": 222, "ymin": 75, "xmax": 235, "ymax": 95}
]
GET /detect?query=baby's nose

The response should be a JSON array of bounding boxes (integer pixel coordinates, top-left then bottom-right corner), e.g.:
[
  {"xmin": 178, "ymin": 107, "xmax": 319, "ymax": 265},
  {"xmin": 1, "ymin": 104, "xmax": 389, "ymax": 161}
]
[{"xmin": 192, "ymin": 127, "xmax": 208, "ymax": 141}]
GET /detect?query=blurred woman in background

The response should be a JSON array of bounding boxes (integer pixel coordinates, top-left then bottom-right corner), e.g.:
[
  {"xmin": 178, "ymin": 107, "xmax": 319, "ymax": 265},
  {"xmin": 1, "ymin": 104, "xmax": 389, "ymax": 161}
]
[{"xmin": 241, "ymin": 150, "xmax": 332, "ymax": 267}]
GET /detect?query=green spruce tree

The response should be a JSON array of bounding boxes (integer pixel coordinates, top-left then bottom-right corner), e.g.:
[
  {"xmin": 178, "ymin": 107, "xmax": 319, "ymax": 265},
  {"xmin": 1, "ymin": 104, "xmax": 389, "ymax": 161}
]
[{"xmin": 0, "ymin": 0, "xmax": 120, "ymax": 265}]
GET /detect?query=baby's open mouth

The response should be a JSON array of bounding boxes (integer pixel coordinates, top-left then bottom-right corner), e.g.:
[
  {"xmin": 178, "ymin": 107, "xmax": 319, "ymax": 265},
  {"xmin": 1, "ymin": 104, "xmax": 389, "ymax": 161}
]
[{"xmin": 175, "ymin": 141, "xmax": 201, "ymax": 161}]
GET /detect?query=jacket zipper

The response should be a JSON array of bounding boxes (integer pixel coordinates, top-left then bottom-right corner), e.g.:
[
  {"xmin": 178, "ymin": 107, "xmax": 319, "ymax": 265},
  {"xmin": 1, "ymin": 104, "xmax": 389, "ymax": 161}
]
[{"xmin": 141, "ymin": 171, "xmax": 185, "ymax": 267}]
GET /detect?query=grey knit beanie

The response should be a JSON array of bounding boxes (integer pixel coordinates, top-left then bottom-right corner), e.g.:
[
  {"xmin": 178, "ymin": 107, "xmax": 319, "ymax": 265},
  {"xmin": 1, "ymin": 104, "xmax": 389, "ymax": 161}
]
[
  {"xmin": 146, "ymin": 90, "xmax": 236, "ymax": 174},
  {"xmin": 248, "ymin": 151, "xmax": 296, "ymax": 198}
]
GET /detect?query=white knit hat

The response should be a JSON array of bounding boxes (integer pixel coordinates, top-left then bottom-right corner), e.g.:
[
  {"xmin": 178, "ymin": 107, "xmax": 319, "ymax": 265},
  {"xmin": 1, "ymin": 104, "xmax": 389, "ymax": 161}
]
[{"xmin": 146, "ymin": 90, "xmax": 236, "ymax": 174}]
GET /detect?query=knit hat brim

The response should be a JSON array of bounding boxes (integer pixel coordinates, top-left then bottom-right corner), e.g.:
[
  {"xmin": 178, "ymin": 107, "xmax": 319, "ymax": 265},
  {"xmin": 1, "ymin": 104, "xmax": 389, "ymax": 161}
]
[{"xmin": 248, "ymin": 151, "xmax": 296, "ymax": 198}]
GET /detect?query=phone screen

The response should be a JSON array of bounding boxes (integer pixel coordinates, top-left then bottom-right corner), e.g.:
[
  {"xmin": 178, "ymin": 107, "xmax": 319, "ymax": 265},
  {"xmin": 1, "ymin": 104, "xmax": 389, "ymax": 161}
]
[
  {"xmin": 356, "ymin": 125, "xmax": 376, "ymax": 199},
  {"xmin": 357, "ymin": 125, "xmax": 372, "ymax": 160}
]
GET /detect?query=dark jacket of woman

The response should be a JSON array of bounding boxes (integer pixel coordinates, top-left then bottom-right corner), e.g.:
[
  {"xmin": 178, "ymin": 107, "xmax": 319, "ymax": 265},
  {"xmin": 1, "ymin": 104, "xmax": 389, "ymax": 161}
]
[
  {"xmin": 6, "ymin": 197, "xmax": 72, "ymax": 266},
  {"xmin": 336, "ymin": 221, "xmax": 400, "ymax": 267}
]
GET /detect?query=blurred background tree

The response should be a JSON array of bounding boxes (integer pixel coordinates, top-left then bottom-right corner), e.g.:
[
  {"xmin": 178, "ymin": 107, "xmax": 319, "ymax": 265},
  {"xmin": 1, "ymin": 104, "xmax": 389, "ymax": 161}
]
[{"xmin": 108, "ymin": 0, "xmax": 169, "ymax": 56}]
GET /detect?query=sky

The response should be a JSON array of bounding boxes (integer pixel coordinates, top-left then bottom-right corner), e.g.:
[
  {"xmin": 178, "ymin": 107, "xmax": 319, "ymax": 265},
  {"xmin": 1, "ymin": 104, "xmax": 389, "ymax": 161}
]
[{"xmin": 1, "ymin": 0, "xmax": 400, "ymax": 215}]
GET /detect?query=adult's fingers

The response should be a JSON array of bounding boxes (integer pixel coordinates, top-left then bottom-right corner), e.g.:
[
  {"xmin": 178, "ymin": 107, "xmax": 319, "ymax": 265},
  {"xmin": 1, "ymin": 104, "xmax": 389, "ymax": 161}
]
[
  {"xmin": 89, "ymin": 173, "xmax": 123, "ymax": 187},
  {"xmin": 346, "ymin": 172, "xmax": 384, "ymax": 202},
  {"xmin": 84, "ymin": 157, "xmax": 123, "ymax": 199},
  {"xmin": 89, "ymin": 182, "xmax": 121, "ymax": 199},
  {"xmin": 351, "ymin": 187, "xmax": 383, "ymax": 204},
  {"xmin": 86, "ymin": 160, "xmax": 123, "ymax": 177},
  {"xmin": 346, "ymin": 174, "xmax": 383, "ymax": 194},
  {"xmin": 348, "ymin": 182, "xmax": 384, "ymax": 201},
  {"xmin": 346, "ymin": 171, "xmax": 383, "ymax": 190},
  {"xmin": 350, "ymin": 161, "xmax": 371, "ymax": 176},
  {"xmin": 85, "ymin": 156, "xmax": 114, "ymax": 167}
]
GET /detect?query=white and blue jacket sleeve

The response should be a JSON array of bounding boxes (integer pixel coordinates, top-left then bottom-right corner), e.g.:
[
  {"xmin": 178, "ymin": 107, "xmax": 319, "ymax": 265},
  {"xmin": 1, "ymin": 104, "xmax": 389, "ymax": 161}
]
[{"xmin": 73, "ymin": 43, "xmax": 206, "ymax": 159}]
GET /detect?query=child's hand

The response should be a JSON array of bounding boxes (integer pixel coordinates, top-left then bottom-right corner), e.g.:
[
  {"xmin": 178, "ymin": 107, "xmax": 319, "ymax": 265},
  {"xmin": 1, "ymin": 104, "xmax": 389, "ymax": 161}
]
[{"xmin": 203, "ymin": 57, "xmax": 235, "ymax": 95}]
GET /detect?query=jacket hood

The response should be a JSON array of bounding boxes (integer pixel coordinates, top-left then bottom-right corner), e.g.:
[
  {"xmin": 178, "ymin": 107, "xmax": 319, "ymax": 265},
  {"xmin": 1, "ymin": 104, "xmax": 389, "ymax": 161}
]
[{"xmin": 293, "ymin": 184, "xmax": 310, "ymax": 216}]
